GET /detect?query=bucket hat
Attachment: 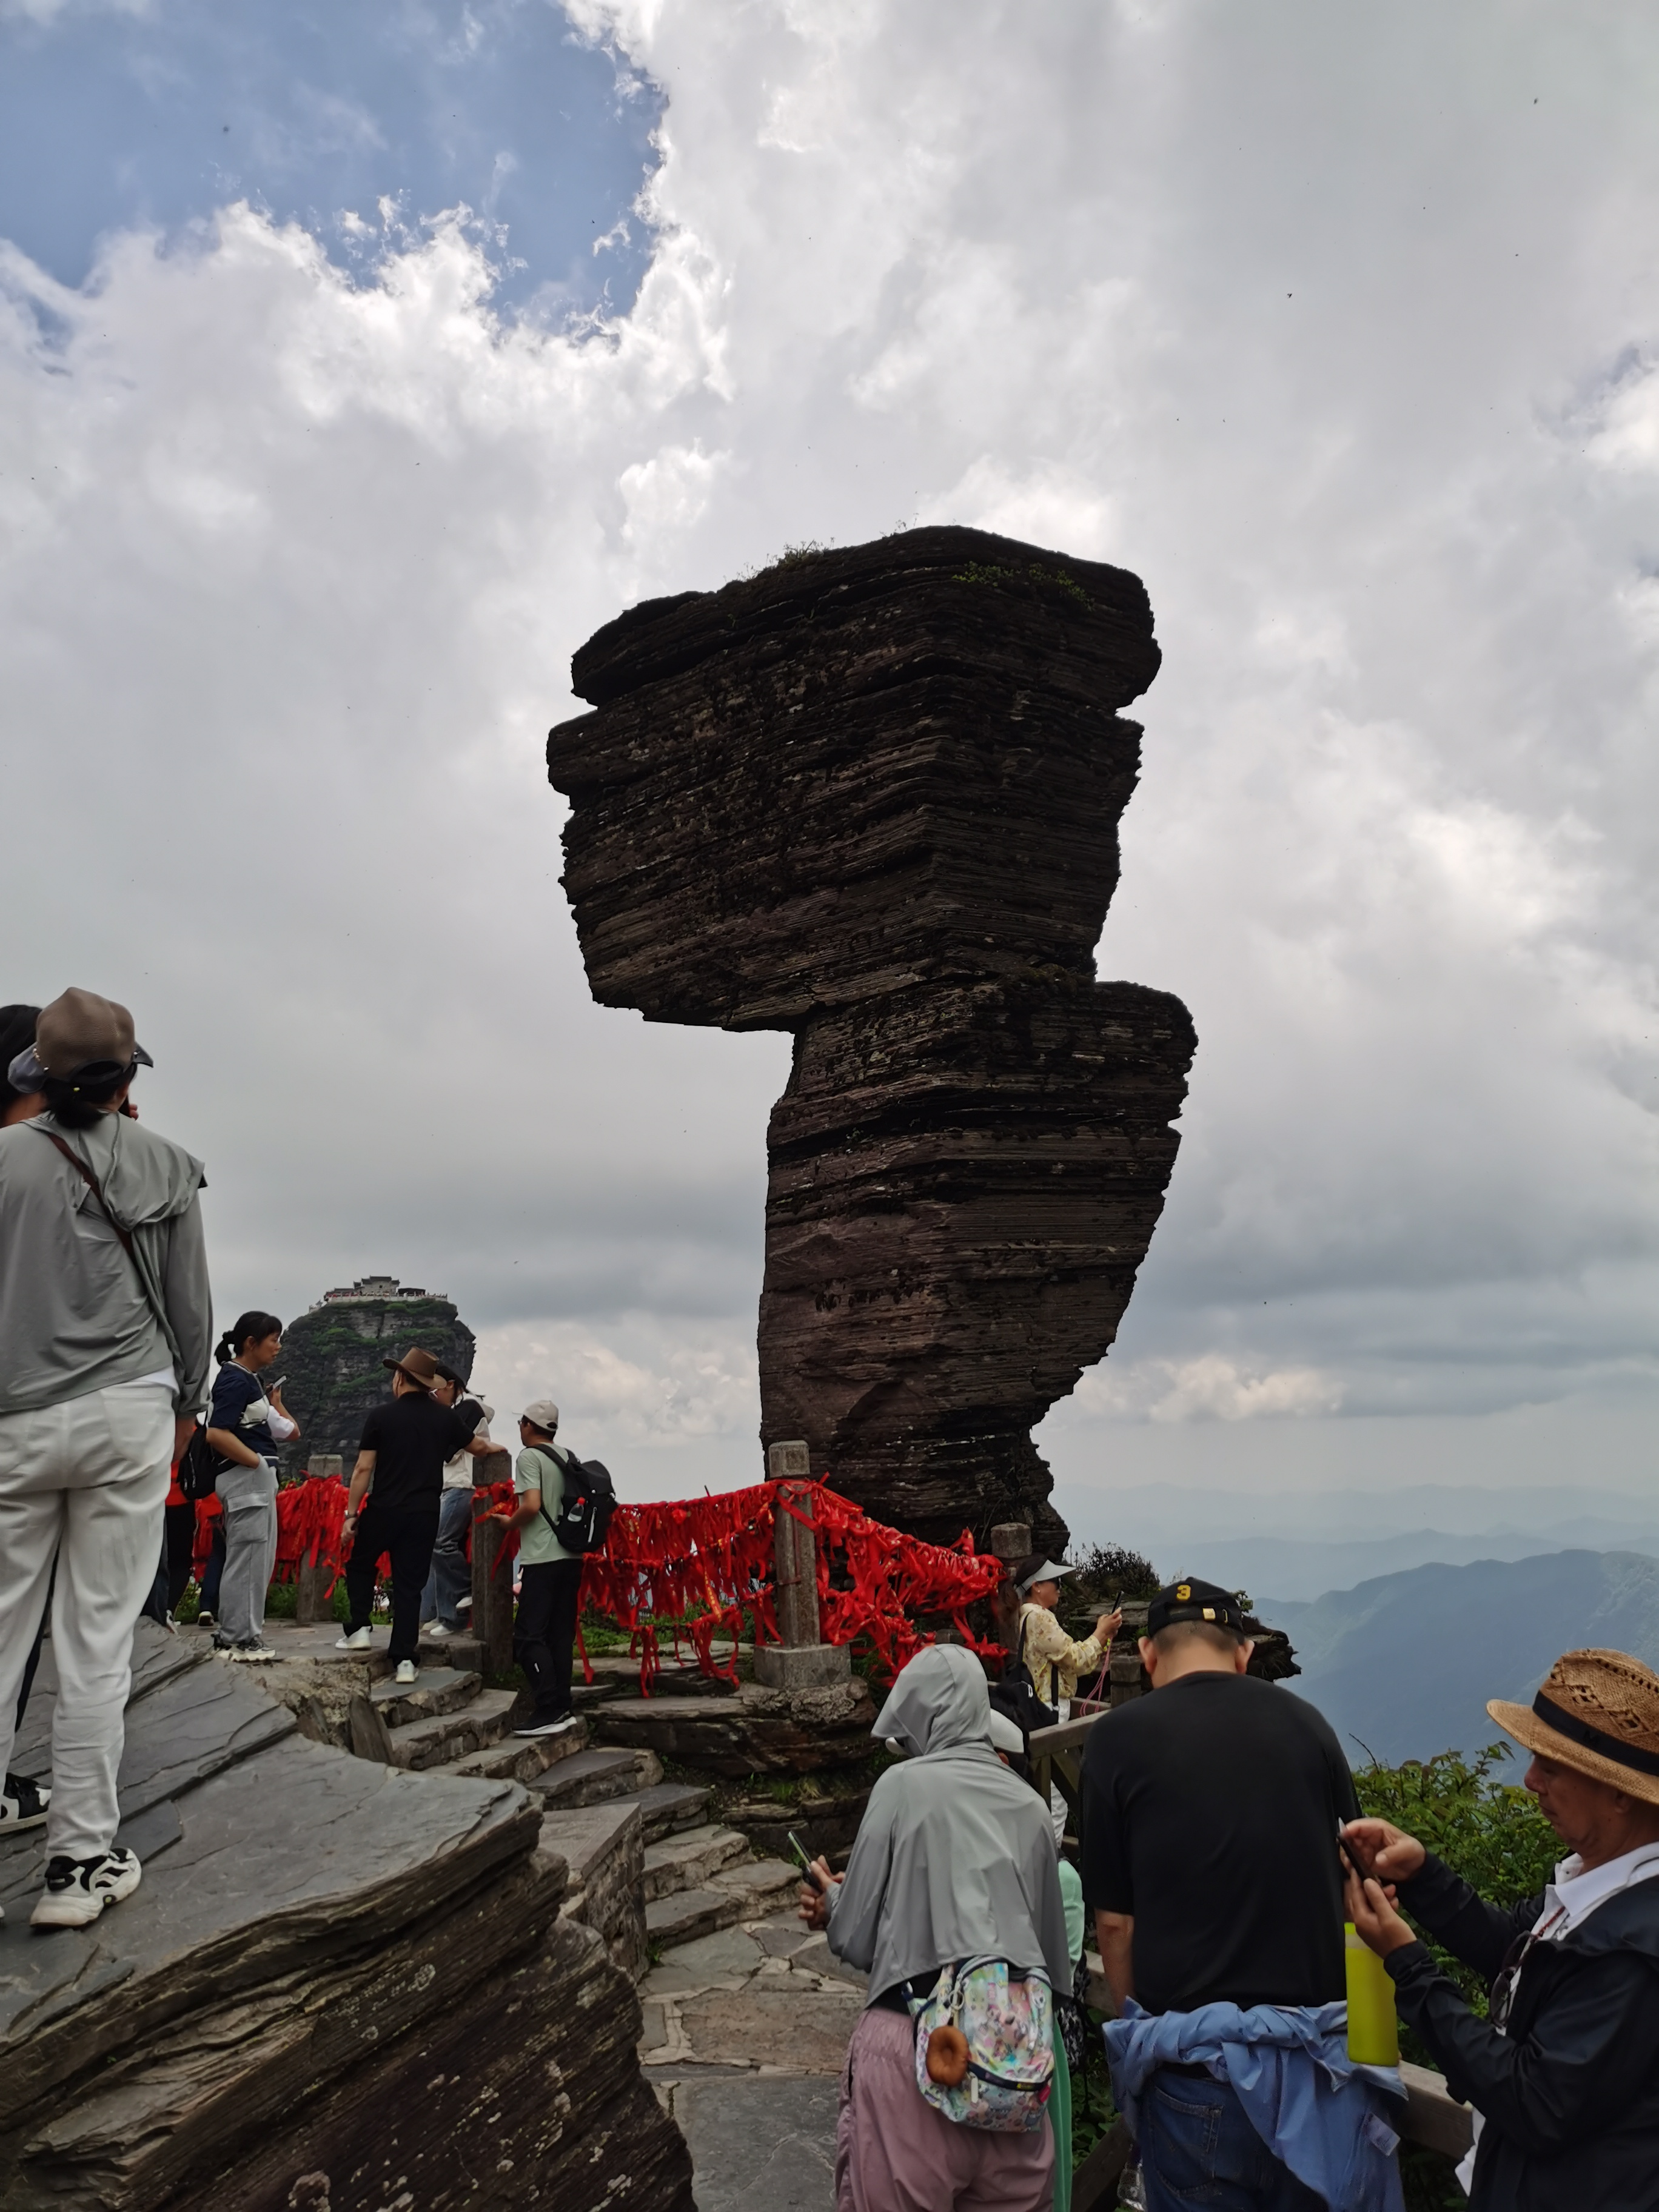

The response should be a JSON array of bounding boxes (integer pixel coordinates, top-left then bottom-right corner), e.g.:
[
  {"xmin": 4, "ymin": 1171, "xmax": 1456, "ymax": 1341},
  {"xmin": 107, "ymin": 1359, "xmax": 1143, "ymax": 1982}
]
[
  {"xmin": 7, "ymin": 987, "xmax": 153, "ymax": 1092},
  {"xmin": 1488, "ymin": 1649, "xmax": 1659, "ymax": 1808}
]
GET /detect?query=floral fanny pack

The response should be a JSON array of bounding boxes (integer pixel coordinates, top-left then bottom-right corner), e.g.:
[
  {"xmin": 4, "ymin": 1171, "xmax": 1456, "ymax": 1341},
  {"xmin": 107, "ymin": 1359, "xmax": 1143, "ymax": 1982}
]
[{"xmin": 907, "ymin": 1957, "xmax": 1054, "ymax": 2131}]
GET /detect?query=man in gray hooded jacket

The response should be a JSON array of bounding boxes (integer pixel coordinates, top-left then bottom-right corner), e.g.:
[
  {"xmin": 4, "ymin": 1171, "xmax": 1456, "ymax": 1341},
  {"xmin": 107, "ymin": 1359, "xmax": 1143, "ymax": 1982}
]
[{"xmin": 0, "ymin": 990, "xmax": 211, "ymax": 1928}]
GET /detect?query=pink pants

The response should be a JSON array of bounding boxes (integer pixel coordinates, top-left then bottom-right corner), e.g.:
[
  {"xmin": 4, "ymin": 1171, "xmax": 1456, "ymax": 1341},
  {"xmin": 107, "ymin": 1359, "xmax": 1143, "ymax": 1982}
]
[{"xmin": 836, "ymin": 2005, "xmax": 1056, "ymax": 2212}]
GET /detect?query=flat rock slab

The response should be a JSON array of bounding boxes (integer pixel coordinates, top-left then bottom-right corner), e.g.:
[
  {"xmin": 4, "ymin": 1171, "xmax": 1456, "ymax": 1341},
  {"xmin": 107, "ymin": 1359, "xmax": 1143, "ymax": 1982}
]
[
  {"xmin": 1, "ymin": 1652, "xmax": 538, "ymax": 2134},
  {"xmin": 667, "ymin": 2074, "xmax": 839, "ymax": 2212},
  {"xmin": 679, "ymin": 1982, "xmax": 863, "ymax": 2073},
  {"xmin": 534, "ymin": 1744, "xmax": 662, "ymax": 1810},
  {"xmin": 2, "ymin": 1623, "xmax": 692, "ymax": 2212},
  {"xmin": 644, "ymin": 1925, "xmax": 766, "ymax": 1991},
  {"xmin": 594, "ymin": 1680, "xmax": 877, "ymax": 1778}
]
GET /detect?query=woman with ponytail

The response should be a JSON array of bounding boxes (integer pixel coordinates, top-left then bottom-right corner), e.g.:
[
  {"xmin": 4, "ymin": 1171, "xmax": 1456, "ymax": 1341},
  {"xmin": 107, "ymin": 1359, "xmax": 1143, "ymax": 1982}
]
[{"xmin": 203, "ymin": 1312, "xmax": 298, "ymax": 1661}]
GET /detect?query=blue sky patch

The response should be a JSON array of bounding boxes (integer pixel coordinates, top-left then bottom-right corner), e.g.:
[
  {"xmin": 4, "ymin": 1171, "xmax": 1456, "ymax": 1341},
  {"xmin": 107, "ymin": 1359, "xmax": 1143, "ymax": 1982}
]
[{"xmin": 0, "ymin": 0, "xmax": 662, "ymax": 315}]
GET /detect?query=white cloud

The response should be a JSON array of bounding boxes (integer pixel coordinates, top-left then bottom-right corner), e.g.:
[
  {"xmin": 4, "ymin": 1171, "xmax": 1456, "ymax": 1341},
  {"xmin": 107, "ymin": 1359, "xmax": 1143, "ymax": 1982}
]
[
  {"xmin": 1078, "ymin": 1356, "xmax": 1344, "ymax": 1425},
  {"xmin": 7, "ymin": 0, "xmax": 1659, "ymax": 1512}
]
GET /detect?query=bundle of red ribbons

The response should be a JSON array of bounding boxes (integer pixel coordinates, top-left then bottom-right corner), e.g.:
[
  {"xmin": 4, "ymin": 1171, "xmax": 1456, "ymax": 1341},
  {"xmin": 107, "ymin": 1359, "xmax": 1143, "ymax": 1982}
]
[
  {"xmin": 193, "ymin": 1471, "xmax": 1005, "ymax": 1694},
  {"xmin": 582, "ymin": 1480, "xmax": 1006, "ymax": 1692}
]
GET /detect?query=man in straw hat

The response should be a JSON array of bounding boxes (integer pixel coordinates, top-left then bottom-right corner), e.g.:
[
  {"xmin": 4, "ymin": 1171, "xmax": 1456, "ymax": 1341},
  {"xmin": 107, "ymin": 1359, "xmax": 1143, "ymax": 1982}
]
[
  {"xmin": 1344, "ymin": 1647, "xmax": 1659, "ymax": 2210},
  {"xmin": 338, "ymin": 1347, "xmax": 483, "ymax": 1686}
]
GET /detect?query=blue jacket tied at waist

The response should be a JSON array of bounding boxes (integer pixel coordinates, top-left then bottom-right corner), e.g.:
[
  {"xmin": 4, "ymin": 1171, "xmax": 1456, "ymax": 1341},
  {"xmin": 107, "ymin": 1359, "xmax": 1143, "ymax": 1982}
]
[{"xmin": 1104, "ymin": 2000, "xmax": 1406, "ymax": 2212}]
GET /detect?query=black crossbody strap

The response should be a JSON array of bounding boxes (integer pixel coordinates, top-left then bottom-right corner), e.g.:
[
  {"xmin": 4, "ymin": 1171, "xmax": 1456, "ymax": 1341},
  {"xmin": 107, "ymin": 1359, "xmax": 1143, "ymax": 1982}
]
[{"xmin": 41, "ymin": 1127, "xmax": 136, "ymax": 1256}]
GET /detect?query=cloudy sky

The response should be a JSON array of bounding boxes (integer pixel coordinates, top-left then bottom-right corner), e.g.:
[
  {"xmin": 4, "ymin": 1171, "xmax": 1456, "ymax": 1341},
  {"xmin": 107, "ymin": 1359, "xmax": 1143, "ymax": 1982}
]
[{"xmin": 5, "ymin": 0, "xmax": 1657, "ymax": 1531}]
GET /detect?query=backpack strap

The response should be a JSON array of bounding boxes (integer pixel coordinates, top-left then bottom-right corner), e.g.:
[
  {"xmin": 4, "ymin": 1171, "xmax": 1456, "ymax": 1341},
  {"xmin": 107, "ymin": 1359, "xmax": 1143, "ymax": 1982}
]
[{"xmin": 527, "ymin": 1444, "xmax": 569, "ymax": 1537}]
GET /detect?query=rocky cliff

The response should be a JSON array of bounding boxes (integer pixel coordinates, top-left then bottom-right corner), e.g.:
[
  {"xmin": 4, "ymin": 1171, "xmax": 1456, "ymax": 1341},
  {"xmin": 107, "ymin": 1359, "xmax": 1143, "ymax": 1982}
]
[
  {"xmin": 0, "ymin": 1624, "xmax": 693, "ymax": 2212},
  {"xmin": 548, "ymin": 528, "xmax": 1195, "ymax": 1551},
  {"xmin": 274, "ymin": 1293, "xmax": 475, "ymax": 1472}
]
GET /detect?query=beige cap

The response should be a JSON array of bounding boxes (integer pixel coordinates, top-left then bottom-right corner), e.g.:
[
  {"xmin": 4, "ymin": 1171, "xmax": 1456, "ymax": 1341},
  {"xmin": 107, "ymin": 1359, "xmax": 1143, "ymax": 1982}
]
[{"xmin": 521, "ymin": 1399, "xmax": 560, "ymax": 1435}]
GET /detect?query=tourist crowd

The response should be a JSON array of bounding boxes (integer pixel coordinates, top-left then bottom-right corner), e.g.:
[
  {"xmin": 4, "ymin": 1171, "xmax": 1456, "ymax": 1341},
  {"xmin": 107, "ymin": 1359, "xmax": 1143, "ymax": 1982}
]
[{"xmin": 4, "ymin": 986, "xmax": 1659, "ymax": 2212}]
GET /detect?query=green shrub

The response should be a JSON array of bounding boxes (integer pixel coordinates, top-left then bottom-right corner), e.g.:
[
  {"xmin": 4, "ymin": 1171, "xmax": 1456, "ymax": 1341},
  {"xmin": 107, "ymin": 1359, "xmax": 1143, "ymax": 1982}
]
[{"xmin": 1351, "ymin": 1743, "xmax": 1558, "ymax": 2017}]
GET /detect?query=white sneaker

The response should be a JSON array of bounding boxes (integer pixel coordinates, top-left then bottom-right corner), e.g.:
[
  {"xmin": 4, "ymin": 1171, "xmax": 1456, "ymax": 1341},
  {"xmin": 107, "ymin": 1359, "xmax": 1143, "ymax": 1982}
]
[
  {"xmin": 229, "ymin": 1640, "xmax": 278, "ymax": 1663},
  {"xmin": 394, "ymin": 1659, "xmax": 418, "ymax": 1685},
  {"xmin": 32, "ymin": 1847, "xmax": 142, "ymax": 1928},
  {"xmin": 1, "ymin": 1773, "xmax": 50, "ymax": 1832},
  {"xmin": 424, "ymin": 1622, "xmax": 455, "ymax": 1641},
  {"xmin": 515, "ymin": 1714, "xmax": 580, "ymax": 1738},
  {"xmin": 335, "ymin": 1627, "xmax": 373, "ymax": 1651}
]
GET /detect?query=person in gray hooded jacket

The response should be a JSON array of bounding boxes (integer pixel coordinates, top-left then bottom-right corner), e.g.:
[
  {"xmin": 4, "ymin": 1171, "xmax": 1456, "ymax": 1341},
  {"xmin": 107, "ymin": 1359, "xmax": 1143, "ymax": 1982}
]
[
  {"xmin": 798, "ymin": 1642, "xmax": 1071, "ymax": 2212},
  {"xmin": 0, "ymin": 989, "xmax": 211, "ymax": 1929}
]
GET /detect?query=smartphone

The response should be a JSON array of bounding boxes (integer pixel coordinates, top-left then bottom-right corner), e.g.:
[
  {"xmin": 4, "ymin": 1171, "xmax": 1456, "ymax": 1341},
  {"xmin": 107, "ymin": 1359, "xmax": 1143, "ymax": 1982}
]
[{"xmin": 787, "ymin": 1830, "xmax": 818, "ymax": 1880}]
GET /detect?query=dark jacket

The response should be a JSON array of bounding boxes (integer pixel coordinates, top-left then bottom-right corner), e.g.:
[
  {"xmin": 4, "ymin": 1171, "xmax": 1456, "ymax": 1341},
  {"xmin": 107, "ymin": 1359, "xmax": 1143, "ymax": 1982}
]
[{"xmin": 1386, "ymin": 1851, "xmax": 1659, "ymax": 2211}]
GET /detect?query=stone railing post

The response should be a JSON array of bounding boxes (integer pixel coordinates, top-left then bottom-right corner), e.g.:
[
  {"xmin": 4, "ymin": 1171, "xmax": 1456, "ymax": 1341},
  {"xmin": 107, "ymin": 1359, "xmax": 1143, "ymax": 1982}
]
[
  {"xmin": 297, "ymin": 1455, "xmax": 343, "ymax": 1624},
  {"xmin": 471, "ymin": 1446, "xmax": 515, "ymax": 1675},
  {"xmin": 754, "ymin": 1439, "xmax": 850, "ymax": 1689},
  {"xmin": 989, "ymin": 1522, "xmax": 1031, "ymax": 1651}
]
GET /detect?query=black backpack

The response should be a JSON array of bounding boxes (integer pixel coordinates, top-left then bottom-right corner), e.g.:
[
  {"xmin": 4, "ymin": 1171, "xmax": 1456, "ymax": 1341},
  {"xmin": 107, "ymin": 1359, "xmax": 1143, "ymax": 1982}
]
[
  {"xmin": 178, "ymin": 1421, "xmax": 221, "ymax": 1504},
  {"xmin": 538, "ymin": 1444, "xmax": 617, "ymax": 1556},
  {"xmin": 987, "ymin": 1614, "xmax": 1060, "ymax": 1764}
]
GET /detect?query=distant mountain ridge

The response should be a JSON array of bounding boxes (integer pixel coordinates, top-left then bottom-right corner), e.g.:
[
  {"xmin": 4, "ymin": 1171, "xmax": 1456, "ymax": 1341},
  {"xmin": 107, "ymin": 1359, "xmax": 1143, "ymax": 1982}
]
[
  {"xmin": 1058, "ymin": 1481, "xmax": 1659, "ymax": 1601},
  {"xmin": 1265, "ymin": 1550, "xmax": 1659, "ymax": 1766}
]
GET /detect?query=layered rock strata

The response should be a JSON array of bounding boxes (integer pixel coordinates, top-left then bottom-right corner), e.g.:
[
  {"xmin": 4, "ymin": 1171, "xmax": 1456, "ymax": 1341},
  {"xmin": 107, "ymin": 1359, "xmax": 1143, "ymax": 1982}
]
[
  {"xmin": 0, "ymin": 1624, "xmax": 692, "ymax": 2212},
  {"xmin": 549, "ymin": 528, "xmax": 1195, "ymax": 1549}
]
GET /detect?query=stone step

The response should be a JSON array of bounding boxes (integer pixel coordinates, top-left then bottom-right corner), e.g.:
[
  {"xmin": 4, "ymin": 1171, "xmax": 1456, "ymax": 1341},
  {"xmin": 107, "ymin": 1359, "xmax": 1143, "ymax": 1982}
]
[
  {"xmin": 539, "ymin": 1801, "xmax": 648, "ymax": 1980},
  {"xmin": 416, "ymin": 1631, "xmax": 486, "ymax": 1674},
  {"xmin": 370, "ymin": 1667, "xmax": 483, "ymax": 1730},
  {"xmin": 641, "ymin": 1823, "xmax": 748, "ymax": 1903},
  {"xmin": 423, "ymin": 1719, "xmax": 589, "ymax": 1786},
  {"xmin": 383, "ymin": 1686, "xmax": 518, "ymax": 1772},
  {"xmin": 532, "ymin": 1746, "xmax": 662, "ymax": 1811},
  {"xmin": 643, "ymin": 1857, "xmax": 799, "ymax": 1946},
  {"xmin": 572, "ymin": 1678, "xmax": 625, "ymax": 1709},
  {"xmin": 633, "ymin": 1780, "xmax": 711, "ymax": 1842}
]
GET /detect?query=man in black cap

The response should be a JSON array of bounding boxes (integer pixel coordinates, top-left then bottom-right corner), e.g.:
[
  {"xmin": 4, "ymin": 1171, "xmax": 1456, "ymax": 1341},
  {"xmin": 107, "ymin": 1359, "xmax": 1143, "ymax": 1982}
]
[{"xmin": 1079, "ymin": 1577, "xmax": 1373, "ymax": 2211}]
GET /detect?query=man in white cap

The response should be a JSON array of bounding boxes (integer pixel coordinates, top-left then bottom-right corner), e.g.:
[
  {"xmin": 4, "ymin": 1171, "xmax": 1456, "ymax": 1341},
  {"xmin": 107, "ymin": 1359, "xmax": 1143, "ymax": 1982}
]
[
  {"xmin": 0, "ymin": 989, "xmax": 212, "ymax": 1926},
  {"xmin": 494, "ymin": 1399, "xmax": 582, "ymax": 1739}
]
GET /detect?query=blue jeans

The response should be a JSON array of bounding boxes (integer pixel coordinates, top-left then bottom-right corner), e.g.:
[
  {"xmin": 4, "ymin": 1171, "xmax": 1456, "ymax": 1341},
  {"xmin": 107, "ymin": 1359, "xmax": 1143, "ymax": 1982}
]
[
  {"xmin": 1141, "ymin": 2071, "xmax": 1326, "ymax": 2212},
  {"xmin": 421, "ymin": 1486, "xmax": 473, "ymax": 1629}
]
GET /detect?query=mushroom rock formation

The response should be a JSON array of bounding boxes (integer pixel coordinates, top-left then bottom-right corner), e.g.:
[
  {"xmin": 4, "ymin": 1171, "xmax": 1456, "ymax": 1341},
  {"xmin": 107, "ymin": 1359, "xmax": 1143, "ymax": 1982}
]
[{"xmin": 548, "ymin": 528, "xmax": 1196, "ymax": 1551}]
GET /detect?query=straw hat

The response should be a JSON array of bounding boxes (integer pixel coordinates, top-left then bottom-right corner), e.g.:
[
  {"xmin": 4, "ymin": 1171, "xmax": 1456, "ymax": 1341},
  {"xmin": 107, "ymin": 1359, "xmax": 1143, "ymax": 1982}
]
[{"xmin": 1488, "ymin": 1649, "xmax": 1659, "ymax": 1808}]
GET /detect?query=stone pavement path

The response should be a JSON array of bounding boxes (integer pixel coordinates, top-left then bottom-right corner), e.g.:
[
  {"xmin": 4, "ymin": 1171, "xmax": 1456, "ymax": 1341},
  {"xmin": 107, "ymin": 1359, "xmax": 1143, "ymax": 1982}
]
[{"xmin": 639, "ymin": 1908, "xmax": 867, "ymax": 2212}]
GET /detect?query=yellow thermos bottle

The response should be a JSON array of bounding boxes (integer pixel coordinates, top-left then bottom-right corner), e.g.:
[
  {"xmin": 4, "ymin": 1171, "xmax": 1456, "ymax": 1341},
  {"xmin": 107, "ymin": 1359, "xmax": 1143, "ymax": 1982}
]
[{"xmin": 1344, "ymin": 1923, "xmax": 1400, "ymax": 2065}]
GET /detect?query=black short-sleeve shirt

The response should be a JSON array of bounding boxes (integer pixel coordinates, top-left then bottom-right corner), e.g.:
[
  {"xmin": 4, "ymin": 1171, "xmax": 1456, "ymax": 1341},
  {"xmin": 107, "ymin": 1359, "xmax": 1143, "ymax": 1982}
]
[
  {"xmin": 358, "ymin": 1393, "xmax": 477, "ymax": 1512},
  {"xmin": 1078, "ymin": 1671, "xmax": 1361, "ymax": 2014}
]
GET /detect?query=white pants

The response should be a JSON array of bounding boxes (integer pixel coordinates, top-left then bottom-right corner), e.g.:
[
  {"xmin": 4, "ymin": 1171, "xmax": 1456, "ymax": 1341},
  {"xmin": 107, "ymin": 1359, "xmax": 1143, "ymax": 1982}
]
[{"xmin": 0, "ymin": 1384, "xmax": 173, "ymax": 1860}]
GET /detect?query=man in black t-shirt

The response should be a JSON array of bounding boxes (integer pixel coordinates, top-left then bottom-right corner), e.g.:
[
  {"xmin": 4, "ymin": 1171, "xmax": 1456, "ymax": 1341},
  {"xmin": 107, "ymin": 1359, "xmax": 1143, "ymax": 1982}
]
[
  {"xmin": 1079, "ymin": 1578, "xmax": 1362, "ymax": 2211},
  {"xmin": 338, "ymin": 1347, "xmax": 479, "ymax": 1681}
]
